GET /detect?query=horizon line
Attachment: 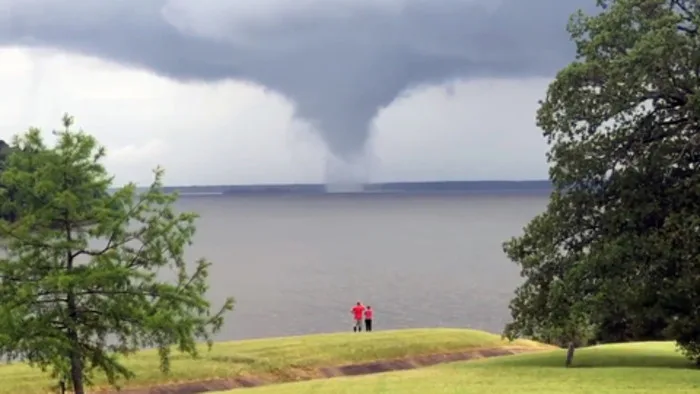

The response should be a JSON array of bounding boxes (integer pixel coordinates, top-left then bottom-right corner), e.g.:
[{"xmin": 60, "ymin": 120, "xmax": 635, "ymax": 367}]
[{"xmin": 155, "ymin": 179, "xmax": 552, "ymax": 188}]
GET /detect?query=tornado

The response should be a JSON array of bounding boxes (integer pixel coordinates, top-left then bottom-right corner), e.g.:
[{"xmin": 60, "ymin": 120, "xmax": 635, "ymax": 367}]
[{"xmin": 0, "ymin": 0, "xmax": 592, "ymax": 186}]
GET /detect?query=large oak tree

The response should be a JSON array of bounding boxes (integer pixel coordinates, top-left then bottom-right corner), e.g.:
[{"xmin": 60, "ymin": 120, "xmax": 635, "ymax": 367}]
[
  {"xmin": 0, "ymin": 115, "xmax": 235, "ymax": 393},
  {"xmin": 503, "ymin": 0, "xmax": 700, "ymax": 365}
]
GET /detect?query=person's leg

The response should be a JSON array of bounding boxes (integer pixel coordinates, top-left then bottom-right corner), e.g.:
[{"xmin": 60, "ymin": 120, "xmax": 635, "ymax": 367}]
[
  {"xmin": 365, "ymin": 319, "xmax": 372, "ymax": 332},
  {"xmin": 356, "ymin": 319, "xmax": 363, "ymax": 332}
]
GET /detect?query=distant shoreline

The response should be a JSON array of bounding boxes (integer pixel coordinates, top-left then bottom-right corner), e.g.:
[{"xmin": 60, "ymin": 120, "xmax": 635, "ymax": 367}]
[{"xmin": 153, "ymin": 180, "xmax": 553, "ymax": 196}]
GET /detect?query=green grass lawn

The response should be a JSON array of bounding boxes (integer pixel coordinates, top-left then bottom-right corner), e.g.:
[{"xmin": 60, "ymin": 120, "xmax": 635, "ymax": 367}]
[
  {"xmin": 219, "ymin": 342, "xmax": 700, "ymax": 394},
  {"xmin": 0, "ymin": 328, "xmax": 541, "ymax": 393}
]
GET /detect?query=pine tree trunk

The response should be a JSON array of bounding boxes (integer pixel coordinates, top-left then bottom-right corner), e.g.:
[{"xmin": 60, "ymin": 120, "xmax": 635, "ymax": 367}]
[
  {"xmin": 67, "ymin": 296, "xmax": 85, "ymax": 394},
  {"xmin": 67, "ymin": 289, "xmax": 84, "ymax": 394},
  {"xmin": 565, "ymin": 341, "xmax": 576, "ymax": 367},
  {"xmin": 69, "ymin": 343, "xmax": 85, "ymax": 394},
  {"xmin": 65, "ymin": 217, "xmax": 84, "ymax": 394}
]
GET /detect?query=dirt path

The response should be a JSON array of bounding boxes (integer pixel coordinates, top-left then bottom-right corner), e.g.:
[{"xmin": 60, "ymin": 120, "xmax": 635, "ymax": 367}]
[{"xmin": 100, "ymin": 346, "xmax": 543, "ymax": 394}]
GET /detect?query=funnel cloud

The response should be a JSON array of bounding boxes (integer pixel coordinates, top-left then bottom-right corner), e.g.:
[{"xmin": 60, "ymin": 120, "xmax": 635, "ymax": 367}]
[{"xmin": 0, "ymin": 0, "xmax": 592, "ymax": 182}]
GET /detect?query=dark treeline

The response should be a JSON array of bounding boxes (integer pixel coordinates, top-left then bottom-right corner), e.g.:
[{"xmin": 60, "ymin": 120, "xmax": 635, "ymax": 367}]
[{"xmin": 156, "ymin": 180, "xmax": 553, "ymax": 195}]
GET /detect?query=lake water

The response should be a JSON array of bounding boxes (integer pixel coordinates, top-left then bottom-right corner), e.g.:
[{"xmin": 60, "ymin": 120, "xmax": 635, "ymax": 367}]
[{"xmin": 175, "ymin": 193, "xmax": 548, "ymax": 340}]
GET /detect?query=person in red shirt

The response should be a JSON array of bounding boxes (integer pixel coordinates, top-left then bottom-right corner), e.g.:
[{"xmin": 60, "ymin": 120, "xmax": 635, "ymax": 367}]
[
  {"xmin": 364, "ymin": 306, "xmax": 373, "ymax": 332},
  {"xmin": 351, "ymin": 301, "xmax": 365, "ymax": 332}
]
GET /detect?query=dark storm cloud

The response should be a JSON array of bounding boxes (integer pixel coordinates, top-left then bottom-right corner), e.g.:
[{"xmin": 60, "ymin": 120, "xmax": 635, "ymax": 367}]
[{"xmin": 0, "ymin": 0, "xmax": 594, "ymax": 158}]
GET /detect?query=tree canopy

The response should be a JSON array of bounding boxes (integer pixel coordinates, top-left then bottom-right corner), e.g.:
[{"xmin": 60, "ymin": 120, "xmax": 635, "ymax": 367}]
[
  {"xmin": 0, "ymin": 115, "xmax": 235, "ymax": 394},
  {"xmin": 503, "ymin": 0, "xmax": 700, "ymax": 365}
]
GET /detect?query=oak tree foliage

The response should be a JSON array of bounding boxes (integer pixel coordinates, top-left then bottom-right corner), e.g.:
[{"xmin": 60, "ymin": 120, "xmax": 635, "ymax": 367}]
[
  {"xmin": 0, "ymin": 115, "xmax": 235, "ymax": 393},
  {"xmin": 503, "ymin": 0, "xmax": 700, "ymax": 365}
]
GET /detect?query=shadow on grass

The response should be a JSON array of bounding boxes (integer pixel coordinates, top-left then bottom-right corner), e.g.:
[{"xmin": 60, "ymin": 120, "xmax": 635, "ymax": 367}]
[
  {"xmin": 484, "ymin": 349, "xmax": 697, "ymax": 370},
  {"xmin": 209, "ymin": 355, "xmax": 259, "ymax": 365}
]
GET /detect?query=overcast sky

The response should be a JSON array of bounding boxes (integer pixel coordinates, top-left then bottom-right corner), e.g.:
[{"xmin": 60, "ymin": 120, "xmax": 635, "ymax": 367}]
[{"xmin": 0, "ymin": 0, "xmax": 592, "ymax": 186}]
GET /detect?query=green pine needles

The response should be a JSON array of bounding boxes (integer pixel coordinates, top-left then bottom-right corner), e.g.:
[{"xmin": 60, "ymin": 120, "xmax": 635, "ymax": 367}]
[{"xmin": 0, "ymin": 115, "xmax": 234, "ymax": 394}]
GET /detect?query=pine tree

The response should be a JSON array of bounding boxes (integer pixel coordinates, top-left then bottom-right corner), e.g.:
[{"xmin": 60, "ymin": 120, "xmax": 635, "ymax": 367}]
[{"xmin": 0, "ymin": 115, "xmax": 234, "ymax": 393}]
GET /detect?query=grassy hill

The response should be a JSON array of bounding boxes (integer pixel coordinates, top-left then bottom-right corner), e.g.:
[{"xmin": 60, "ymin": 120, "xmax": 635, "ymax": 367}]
[
  {"xmin": 0, "ymin": 328, "xmax": 544, "ymax": 393},
  {"xmin": 222, "ymin": 342, "xmax": 698, "ymax": 394},
  {"xmin": 2, "ymin": 328, "xmax": 697, "ymax": 393}
]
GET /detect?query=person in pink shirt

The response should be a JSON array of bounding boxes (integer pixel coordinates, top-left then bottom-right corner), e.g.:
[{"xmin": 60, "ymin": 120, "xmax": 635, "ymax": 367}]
[
  {"xmin": 351, "ymin": 301, "xmax": 365, "ymax": 332},
  {"xmin": 364, "ymin": 306, "xmax": 373, "ymax": 332}
]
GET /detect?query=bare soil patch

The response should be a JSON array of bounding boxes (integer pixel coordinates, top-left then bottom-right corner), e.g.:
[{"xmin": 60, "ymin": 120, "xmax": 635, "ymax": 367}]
[{"xmin": 100, "ymin": 346, "xmax": 542, "ymax": 394}]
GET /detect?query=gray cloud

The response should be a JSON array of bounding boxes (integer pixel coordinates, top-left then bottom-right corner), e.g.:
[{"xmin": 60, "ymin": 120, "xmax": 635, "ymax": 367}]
[{"xmin": 0, "ymin": 0, "xmax": 593, "ymax": 161}]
